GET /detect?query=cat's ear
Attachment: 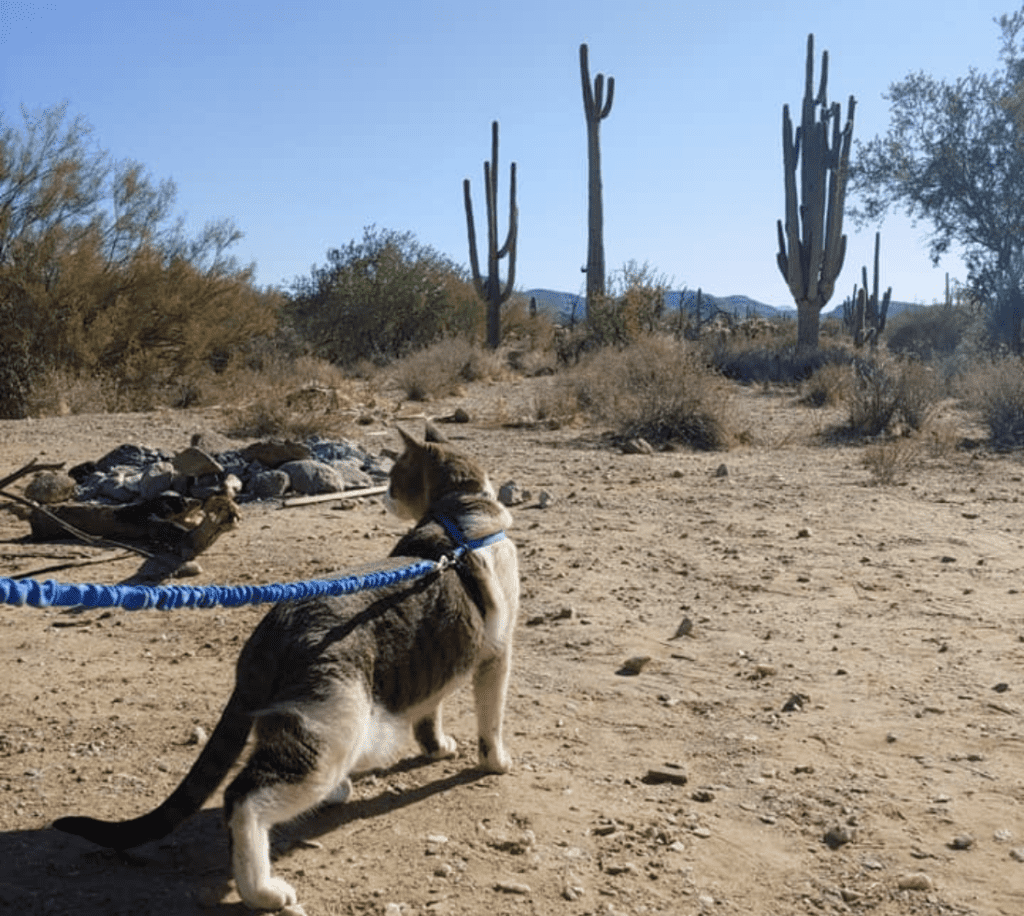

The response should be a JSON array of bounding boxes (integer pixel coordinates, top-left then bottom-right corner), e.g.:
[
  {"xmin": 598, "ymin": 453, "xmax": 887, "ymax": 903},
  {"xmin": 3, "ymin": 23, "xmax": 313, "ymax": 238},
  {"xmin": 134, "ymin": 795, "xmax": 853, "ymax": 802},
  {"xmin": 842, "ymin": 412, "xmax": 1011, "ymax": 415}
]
[{"xmin": 396, "ymin": 426, "xmax": 423, "ymax": 451}]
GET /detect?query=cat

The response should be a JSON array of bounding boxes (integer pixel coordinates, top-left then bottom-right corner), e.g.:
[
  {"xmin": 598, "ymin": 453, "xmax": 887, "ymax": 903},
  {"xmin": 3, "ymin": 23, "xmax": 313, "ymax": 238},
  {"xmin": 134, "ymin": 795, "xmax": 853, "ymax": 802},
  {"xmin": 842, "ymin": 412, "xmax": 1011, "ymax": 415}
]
[{"xmin": 54, "ymin": 428, "xmax": 519, "ymax": 910}]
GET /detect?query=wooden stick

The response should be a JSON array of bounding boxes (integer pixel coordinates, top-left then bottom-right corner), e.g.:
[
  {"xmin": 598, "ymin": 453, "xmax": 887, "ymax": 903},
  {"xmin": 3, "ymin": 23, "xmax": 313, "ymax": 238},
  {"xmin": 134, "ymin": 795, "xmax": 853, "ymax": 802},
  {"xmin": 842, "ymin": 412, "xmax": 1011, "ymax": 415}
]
[{"xmin": 280, "ymin": 484, "xmax": 388, "ymax": 509}]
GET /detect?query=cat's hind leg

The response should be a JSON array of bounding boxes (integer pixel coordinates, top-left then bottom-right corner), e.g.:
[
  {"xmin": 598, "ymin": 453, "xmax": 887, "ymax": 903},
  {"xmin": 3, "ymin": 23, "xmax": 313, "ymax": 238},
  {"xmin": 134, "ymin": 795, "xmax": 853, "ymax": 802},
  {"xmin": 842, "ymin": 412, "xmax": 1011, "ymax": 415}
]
[
  {"xmin": 224, "ymin": 694, "xmax": 369, "ymax": 909},
  {"xmin": 414, "ymin": 704, "xmax": 458, "ymax": 760}
]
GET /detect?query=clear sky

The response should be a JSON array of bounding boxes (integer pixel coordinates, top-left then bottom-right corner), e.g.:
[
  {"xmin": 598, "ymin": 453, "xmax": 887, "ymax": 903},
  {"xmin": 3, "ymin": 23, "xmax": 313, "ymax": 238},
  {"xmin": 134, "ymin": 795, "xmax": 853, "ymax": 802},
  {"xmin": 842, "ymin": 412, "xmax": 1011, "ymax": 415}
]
[{"xmin": 0, "ymin": 0, "xmax": 1014, "ymax": 306}]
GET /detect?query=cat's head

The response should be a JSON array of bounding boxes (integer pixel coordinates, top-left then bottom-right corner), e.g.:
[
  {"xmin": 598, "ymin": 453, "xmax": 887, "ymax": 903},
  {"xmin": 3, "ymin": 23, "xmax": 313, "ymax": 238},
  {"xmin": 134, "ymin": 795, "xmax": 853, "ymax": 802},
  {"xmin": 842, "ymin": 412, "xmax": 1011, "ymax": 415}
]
[{"xmin": 385, "ymin": 427, "xmax": 495, "ymax": 521}]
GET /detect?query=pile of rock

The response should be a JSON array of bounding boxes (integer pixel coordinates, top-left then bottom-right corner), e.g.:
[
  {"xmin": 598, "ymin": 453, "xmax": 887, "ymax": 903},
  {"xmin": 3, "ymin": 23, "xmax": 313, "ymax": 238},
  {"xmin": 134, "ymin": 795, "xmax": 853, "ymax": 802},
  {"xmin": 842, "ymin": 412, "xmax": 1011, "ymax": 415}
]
[{"xmin": 57, "ymin": 436, "xmax": 393, "ymax": 507}]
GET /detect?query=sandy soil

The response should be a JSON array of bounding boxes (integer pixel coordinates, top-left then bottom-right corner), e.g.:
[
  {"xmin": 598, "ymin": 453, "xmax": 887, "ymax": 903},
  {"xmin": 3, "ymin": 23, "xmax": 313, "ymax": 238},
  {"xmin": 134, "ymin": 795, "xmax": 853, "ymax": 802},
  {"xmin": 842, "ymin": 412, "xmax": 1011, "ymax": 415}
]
[{"xmin": 1, "ymin": 379, "xmax": 1023, "ymax": 916}]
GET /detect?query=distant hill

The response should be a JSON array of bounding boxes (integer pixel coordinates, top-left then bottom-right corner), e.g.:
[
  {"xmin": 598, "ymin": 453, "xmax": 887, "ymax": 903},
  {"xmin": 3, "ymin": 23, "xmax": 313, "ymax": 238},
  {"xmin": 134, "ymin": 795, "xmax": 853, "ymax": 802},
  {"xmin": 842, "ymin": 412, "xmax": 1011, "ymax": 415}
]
[{"xmin": 524, "ymin": 288, "xmax": 928, "ymax": 326}]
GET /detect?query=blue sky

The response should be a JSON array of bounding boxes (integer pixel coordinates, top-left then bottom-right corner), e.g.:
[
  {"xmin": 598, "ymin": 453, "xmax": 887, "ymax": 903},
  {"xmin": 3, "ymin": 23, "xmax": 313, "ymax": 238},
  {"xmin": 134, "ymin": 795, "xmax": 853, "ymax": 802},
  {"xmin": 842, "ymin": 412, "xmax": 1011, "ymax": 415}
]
[{"xmin": 0, "ymin": 0, "xmax": 1015, "ymax": 306}]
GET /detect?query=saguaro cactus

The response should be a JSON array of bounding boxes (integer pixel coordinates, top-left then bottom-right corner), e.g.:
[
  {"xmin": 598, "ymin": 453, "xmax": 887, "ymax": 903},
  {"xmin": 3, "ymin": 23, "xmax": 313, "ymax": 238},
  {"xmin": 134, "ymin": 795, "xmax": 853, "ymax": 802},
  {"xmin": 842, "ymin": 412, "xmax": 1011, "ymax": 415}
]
[
  {"xmin": 851, "ymin": 231, "xmax": 892, "ymax": 349},
  {"xmin": 580, "ymin": 42, "xmax": 614, "ymax": 320},
  {"xmin": 776, "ymin": 33, "xmax": 856, "ymax": 351},
  {"xmin": 464, "ymin": 120, "xmax": 518, "ymax": 349}
]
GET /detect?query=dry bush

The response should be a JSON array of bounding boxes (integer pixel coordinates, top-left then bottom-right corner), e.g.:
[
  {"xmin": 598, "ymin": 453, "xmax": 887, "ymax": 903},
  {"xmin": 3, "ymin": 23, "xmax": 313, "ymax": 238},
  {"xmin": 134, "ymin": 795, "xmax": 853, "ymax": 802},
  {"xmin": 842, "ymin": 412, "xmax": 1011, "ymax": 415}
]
[
  {"xmin": 554, "ymin": 337, "xmax": 740, "ymax": 449},
  {"xmin": 843, "ymin": 357, "xmax": 946, "ymax": 438},
  {"xmin": 391, "ymin": 337, "xmax": 506, "ymax": 402},
  {"xmin": 708, "ymin": 339, "xmax": 851, "ymax": 385},
  {"xmin": 861, "ymin": 436, "xmax": 920, "ymax": 485},
  {"xmin": 802, "ymin": 363, "xmax": 853, "ymax": 407},
  {"xmin": 959, "ymin": 358, "xmax": 1024, "ymax": 449}
]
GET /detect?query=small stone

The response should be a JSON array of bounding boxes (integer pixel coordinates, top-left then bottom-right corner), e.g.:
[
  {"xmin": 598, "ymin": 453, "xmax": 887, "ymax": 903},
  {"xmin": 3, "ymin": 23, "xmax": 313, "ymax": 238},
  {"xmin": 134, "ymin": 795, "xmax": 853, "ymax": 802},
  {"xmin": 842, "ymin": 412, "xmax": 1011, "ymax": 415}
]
[
  {"xmin": 426, "ymin": 834, "xmax": 449, "ymax": 845},
  {"xmin": 561, "ymin": 874, "xmax": 585, "ymax": 900},
  {"xmin": 671, "ymin": 616, "xmax": 694, "ymax": 639},
  {"xmin": 1010, "ymin": 847, "xmax": 1024, "ymax": 862},
  {"xmin": 537, "ymin": 490, "xmax": 554, "ymax": 508},
  {"xmin": 691, "ymin": 827, "xmax": 711, "ymax": 838},
  {"xmin": 995, "ymin": 829, "xmax": 1013, "ymax": 843},
  {"xmin": 498, "ymin": 481, "xmax": 526, "ymax": 506},
  {"xmin": 949, "ymin": 834, "xmax": 974, "ymax": 850},
  {"xmin": 897, "ymin": 872, "xmax": 933, "ymax": 891},
  {"xmin": 824, "ymin": 824, "xmax": 855, "ymax": 848},
  {"xmin": 452, "ymin": 407, "xmax": 471, "ymax": 423},
  {"xmin": 691, "ymin": 788, "xmax": 715, "ymax": 802},
  {"xmin": 619, "ymin": 655, "xmax": 652, "ymax": 676},
  {"xmin": 993, "ymin": 682, "xmax": 1010, "ymax": 693},
  {"xmin": 754, "ymin": 663, "xmax": 777, "ymax": 678},
  {"xmin": 603, "ymin": 862, "xmax": 639, "ymax": 876},
  {"xmin": 667, "ymin": 840, "xmax": 686, "ymax": 852},
  {"xmin": 782, "ymin": 693, "xmax": 809, "ymax": 713},
  {"xmin": 714, "ymin": 463, "xmax": 729, "ymax": 478},
  {"xmin": 187, "ymin": 725, "xmax": 208, "ymax": 746},
  {"xmin": 885, "ymin": 732, "xmax": 898, "ymax": 743},
  {"xmin": 796, "ymin": 527, "xmax": 812, "ymax": 538},
  {"xmin": 434, "ymin": 863, "xmax": 454, "ymax": 878},
  {"xmin": 495, "ymin": 880, "xmax": 531, "ymax": 894}
]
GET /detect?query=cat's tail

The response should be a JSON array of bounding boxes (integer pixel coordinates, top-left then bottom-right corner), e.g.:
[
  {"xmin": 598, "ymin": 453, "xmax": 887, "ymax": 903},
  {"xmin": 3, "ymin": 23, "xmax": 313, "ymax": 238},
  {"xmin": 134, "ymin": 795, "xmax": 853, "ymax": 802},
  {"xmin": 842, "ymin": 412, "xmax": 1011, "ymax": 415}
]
[{"xmin": 53, "ymin": 689, "xmax": 253, "ymax": 850}]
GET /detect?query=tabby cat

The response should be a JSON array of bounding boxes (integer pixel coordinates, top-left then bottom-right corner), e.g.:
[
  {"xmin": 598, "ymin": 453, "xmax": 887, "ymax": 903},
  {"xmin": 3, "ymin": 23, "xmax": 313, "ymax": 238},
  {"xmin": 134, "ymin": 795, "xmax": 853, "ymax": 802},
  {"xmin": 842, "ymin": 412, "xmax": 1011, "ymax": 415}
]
[{"xmin": 54, "ymin": 429, "xmax": 519, "ymax": 910}]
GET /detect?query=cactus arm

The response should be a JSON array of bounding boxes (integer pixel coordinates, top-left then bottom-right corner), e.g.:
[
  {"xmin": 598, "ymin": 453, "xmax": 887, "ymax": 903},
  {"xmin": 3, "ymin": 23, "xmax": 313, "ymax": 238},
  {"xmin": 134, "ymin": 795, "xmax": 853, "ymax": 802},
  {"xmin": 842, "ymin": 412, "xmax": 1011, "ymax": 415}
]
[
  {"xmin": 601, "ymin": 75, "xmax": 615, "ymax": 118},
  {"xmin": 463, "ymin": 179, "xmax": 486, "ymax": 300}
]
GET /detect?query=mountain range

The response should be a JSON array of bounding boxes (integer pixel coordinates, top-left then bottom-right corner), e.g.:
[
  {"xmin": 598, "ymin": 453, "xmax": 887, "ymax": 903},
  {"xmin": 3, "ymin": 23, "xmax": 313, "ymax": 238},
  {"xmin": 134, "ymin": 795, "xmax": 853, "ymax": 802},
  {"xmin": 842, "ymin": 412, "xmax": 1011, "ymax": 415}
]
[{"xmin": 523, "ymin": 288, "xmax": 927, "ymax": 326}]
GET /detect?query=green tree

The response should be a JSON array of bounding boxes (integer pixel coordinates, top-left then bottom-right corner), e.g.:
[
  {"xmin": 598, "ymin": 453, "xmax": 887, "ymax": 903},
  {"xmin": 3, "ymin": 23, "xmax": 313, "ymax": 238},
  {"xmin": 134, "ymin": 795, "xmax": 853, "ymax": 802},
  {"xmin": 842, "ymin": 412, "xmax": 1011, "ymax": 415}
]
[
  {"xmin": 0, "ymin": 102, "xmax": 269, "ymax": 416},
  {"xmin": 851, "ymin": 9, "xmax": 1024, "ymax": 351},
  {"xmin": 287, "ymin": 226, "xmax": 480, "ymax": 365}
]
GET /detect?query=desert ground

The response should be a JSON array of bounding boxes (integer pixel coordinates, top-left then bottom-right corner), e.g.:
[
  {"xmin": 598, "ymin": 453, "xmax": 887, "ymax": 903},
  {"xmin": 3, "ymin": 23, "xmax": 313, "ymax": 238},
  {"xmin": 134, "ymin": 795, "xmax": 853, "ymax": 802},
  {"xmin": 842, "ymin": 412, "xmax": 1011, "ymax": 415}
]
[{"xmin": 1, "ymin": 376, "xmax": 1023, "ymax": 916}]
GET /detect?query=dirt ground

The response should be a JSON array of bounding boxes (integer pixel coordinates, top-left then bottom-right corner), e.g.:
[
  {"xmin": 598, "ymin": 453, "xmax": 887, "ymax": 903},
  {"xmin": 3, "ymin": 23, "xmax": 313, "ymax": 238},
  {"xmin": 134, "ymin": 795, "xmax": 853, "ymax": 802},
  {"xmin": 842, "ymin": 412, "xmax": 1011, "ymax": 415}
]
[{"xmin": 1, "ymin": 378, "xmax": 1023, "ymax": 916}]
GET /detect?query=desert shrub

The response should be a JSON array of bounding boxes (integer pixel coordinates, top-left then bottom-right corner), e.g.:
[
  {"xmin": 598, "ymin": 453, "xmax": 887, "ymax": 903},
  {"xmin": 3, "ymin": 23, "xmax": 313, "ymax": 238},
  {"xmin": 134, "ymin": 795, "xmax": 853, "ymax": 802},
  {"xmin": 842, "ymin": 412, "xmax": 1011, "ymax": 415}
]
[
  {"xmin": 885, "ymin": 304, "xmax": 975, "ymax": 361},
  {"xmin": 286, "ymin": 226, "xmax": 482, "ymax": 366},
  {"xmin": 555, "ymin": 337, "xmax": 739, "ymax": 449},
  {"xmin": 861, "ymin": 437, "xmax": 920, "ymax": 485},
  {"xmin": 801, "ymin": 363, "xmax": 853, "ymax": 407},
  {"xmin": 0, "ymin": 103, "xmax": 274, "ymax": 417},
  {"xmin": 843, "ymin": 357, "xmax": 945, "ymax": 438},
  {"xmin": 390, "ymin": 337, "xmax": 506, "ymax": 401},
  {"xmin": 960, "ymin": 358, "xmax": 1024, "ymax": 449},
  {"xmin": 709, "ymin": 342, "xmax": 851, "ymax": 385}
]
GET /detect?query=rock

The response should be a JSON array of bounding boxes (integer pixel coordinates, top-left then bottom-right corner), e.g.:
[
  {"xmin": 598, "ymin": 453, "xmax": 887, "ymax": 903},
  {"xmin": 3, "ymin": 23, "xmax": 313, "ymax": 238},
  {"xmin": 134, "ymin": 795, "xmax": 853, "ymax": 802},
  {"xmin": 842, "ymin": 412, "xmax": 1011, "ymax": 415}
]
[
  {"xmin": 896, "ymin": 872, "xmax": 933, "ymax": 891},
  {"xmin": 498, "ymin": 481, "xmax": 527, "ymax": 506},
  {"xmin": 187, "ymin": 725, "xmax": 209, "ymax": 746},
  {"xmin": 824, "ymin": 824, "xmax": 855, "ymax": 849},
  {"xmin": 561, "ymin": 873, "xmax": 586, "ymax": 900},
  {"xmin": 279, "ymin": 459, "xmax": 346, "ymax": 495},
  {"xmin": 949, "ymin": 833, "xmax": 975, "ymax": 850},
  {"xmin": 1010, "ymin": 847, "xmax": 1024, "ymax": 862},
  {"xmin": 189, "ymin": 430, "xmax": 237, "ymax": 455},
  {"xmin": 494, "ymin": 881, "xmax": 531, "ymax": 894},
  {"xmin": 622, "ymin": 437, "xmax": 654, "ymax": 455},
  {"xmin": 330, "ymin": 458, "xmax": 374, "ymax": 489},
  {"xmin": 138, "ymin": 461, "xmax": 177, "ymax": 500},
  {"xmin": 796, "ymin": 527, "xmax": 812, "ymax": 538},
  {"xmin": 537, "ymin": 490, "xmax": 554, "ymax": 508},
  {"xmin": 671, "ymin": 616, "xmax": 694, "ymax": 639},
  {"xmin": 642, "ymin": 763, "xmax": 689, "ymax": 786},
  {"xmin": 250, "ymin": 469, "xmax": 290, "ymax": 499},
  {"xmin": 172, "ymin": 447, "xmax": 223, "ymax": 477},
  {"xmin": 240, "ymin": 440, "xmax": 312, "ymax": 468},
  {"xmin": 714, "ymin": 462, "xmax": 729, "ymax": 478},
  {"xmin": 782, "ymin": 693, "xmax": 810, "ymax": 713},
  {"xmin": 25, "ymin": 471, "xmax": 77, "ymax": 504},
  {"xmin": 618, "ymin": 655, "xmax": 652, "ymax": 675}
]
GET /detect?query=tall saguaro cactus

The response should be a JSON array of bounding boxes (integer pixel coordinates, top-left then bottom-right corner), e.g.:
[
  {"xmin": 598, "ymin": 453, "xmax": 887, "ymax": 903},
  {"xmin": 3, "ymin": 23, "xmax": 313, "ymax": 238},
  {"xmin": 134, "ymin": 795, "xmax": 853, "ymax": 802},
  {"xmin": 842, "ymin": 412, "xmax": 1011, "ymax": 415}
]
[
  {"xmin": 776, "ymin": 33, "xmax": 856, "ymax": 351},
  {"xmin": 464, "ymin": 120, "xmax": 518, "ymax": 349},
  {"xmin": 580, "ymin": 42, "xmax": 614, "ymax": 320}
]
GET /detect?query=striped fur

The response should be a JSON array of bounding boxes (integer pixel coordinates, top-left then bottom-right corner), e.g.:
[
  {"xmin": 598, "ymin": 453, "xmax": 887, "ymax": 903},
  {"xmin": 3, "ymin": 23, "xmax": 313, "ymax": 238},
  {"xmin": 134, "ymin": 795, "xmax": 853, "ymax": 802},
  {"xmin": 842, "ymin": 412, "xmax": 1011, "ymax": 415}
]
[{"xmin": 54, "ymin": 432, "xmax": 518, "ymax": 910}]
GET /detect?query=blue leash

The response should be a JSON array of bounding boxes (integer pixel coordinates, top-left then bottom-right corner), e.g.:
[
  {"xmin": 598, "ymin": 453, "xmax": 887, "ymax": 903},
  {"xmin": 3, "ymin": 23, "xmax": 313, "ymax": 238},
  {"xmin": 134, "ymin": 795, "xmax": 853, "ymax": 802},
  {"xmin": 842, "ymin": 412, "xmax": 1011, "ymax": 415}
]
[{"xmin": 0, "ymin": 520, "xmax": 506, "ymax": 611}]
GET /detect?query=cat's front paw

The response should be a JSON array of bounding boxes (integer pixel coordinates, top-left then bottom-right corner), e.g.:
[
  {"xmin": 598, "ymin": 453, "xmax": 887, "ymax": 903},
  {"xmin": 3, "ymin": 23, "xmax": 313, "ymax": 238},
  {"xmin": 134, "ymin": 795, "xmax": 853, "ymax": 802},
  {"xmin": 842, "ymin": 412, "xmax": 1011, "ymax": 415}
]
[
  {"xmin": 429, "ymin": 734, "xmax": 459, "ymax": 760},
  {"xmin": 242, "ymin": 876, "xmax": 298, "ymax": 911},
  {"xmin": 477, "ymin": 737, "xmax": 511, "ymax": 774}
]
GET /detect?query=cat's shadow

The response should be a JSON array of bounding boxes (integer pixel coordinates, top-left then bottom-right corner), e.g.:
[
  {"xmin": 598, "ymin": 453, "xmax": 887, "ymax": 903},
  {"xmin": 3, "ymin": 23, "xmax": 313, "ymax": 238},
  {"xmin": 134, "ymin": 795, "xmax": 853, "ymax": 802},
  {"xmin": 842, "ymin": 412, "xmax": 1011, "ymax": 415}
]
[{"xmin": 0, "ymin": 757, "xmax": 494, "ymax": 915}]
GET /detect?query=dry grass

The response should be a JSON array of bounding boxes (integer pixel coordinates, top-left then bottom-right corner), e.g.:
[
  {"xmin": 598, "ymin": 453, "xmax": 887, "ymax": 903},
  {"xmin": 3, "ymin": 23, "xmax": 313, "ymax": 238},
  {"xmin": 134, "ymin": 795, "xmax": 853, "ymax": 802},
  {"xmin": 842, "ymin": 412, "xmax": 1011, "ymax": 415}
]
[
  {"xmin": 552, "ymin": 336, "xmax": 742, "ymax": 450},
  {"xmin": 390, "ymin": 338, "xmax": 507, "ymax": 402},
  {"xmin": 957, "ymin": 357, "xmax": 1024, "ymax": 449},
  {"xmin": 861, "ymin": 436, "xmax": 920, "ymax": 485}
]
